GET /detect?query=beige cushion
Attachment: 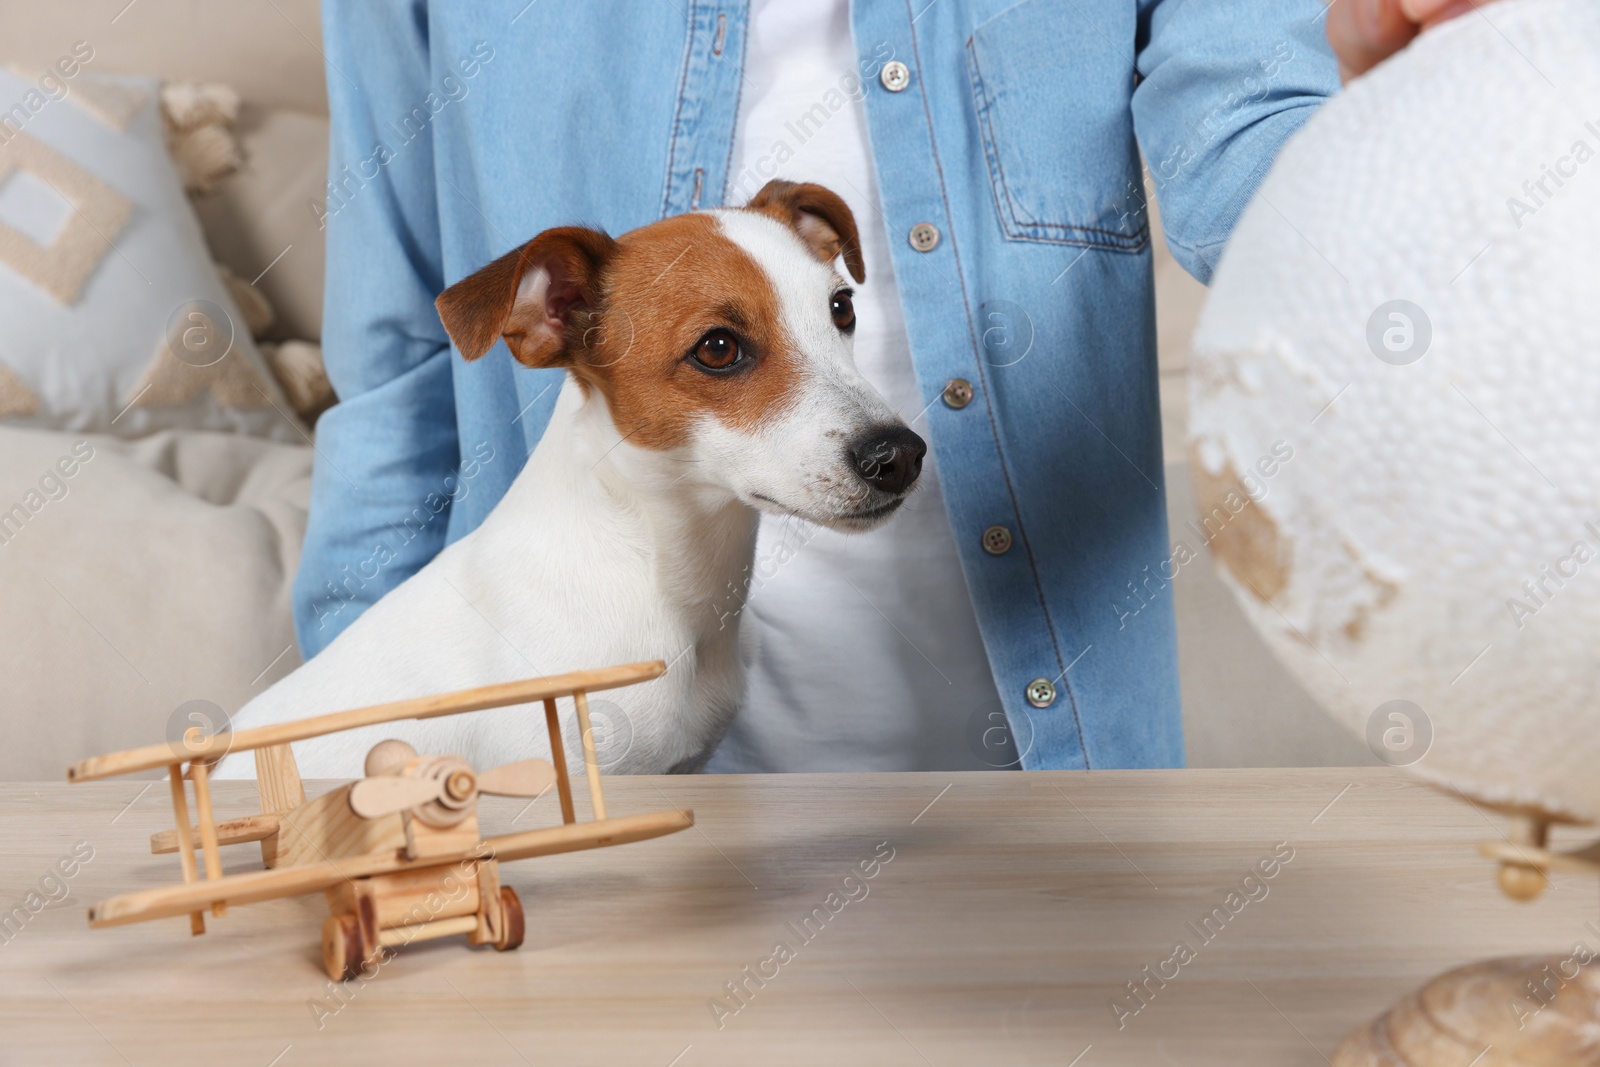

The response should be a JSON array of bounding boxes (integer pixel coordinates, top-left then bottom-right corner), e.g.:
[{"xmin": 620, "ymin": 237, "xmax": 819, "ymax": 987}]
[
  {"xmin": 195, "ymin": 106, "xmax": 328, "ymax": 342},
  {"xmin": 0, "ymin": 69, "xmax": 302, "ymax": 440},
  {"xmin": 6, "ymin": 1, "xmax": 330, "ymax": 341},
  {"xmin": 0, "ymin": 424, "xmax": 311, "ymax": 779}
]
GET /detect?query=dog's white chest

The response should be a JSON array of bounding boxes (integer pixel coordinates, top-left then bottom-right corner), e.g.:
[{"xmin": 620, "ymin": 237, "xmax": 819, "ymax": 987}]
[{"xmin": 225, "ymin": 387, "xmax": 756, "ymax": 779}]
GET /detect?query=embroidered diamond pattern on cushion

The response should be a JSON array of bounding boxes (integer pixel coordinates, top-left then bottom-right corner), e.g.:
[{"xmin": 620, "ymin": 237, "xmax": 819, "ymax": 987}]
[
  {"xmin": 0, "ymin": 133, "xmax": 133, "ymax": 305},
  {"xmin": 0, "ymin": 361, "xmax": 39, "ymax": 417},
  {"xmin": 0, "ymin": 169, "xmax": 70, "ymax": 245},
  {"xmin": 1, "ymin": 66, "xmax": 150, "ymax": 132},
  {"xmin": 126, "ymin": 302, "xmax": 273, "ymax": 410},
  {"xmin": 61, "ymin": 76, "xmax": 150, "ymax": 131}
]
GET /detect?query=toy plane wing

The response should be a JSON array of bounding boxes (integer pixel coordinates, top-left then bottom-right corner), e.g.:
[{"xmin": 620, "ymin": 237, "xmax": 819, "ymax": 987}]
[{"xmin": 91, "ymin": 808, "xmax": 692, "ymax": 929}]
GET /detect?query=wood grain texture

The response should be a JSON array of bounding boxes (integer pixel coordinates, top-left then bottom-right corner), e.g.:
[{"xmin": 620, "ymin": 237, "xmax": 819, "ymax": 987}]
[
  {"xmin": 365, "ymin": 865, "xmax": 481, "ymax": 930},
  {"xmin": 4, "ymin": 769, "xmax": 1596, "ymax": 1066},
  {"xmin": 163, "ymin": 764, "xmax": 204, "ymax": 937},
  {"xmin": 545, "ymin": 697, "xmax": 577, "ymax": 825},
  {"xmin": 572, "ymin": 689, "xmax": 607, "ymax": 821},
  {"xmin": 274, "ymin": 783, "xmax": 406, "ymax": 869},
  {"xmin": 254, "ymin": 744, "xmax": 306, "ymax": 816},
  {"xmin": 188, "ymin": 761, "xmax": 225, "ymax": 917},
  {"xmin": 64, "ymin": 661, "xmax": 666, "ymax": 782},
  {"xmin": 376, "ymin": 913, "xmax": 479, "ymax": 948},
  {"xmin": 150, "ymin": 814, "xmax": 279, "ymax": 855}
]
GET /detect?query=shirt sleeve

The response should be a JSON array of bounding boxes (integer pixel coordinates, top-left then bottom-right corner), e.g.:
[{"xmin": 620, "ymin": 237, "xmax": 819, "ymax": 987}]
[
  {"xmin": 1131, "ymin": 0, "xmax": 1340, "ymax": 284},
  {"xmin": 292, "ymin": 0, "xmax": 460, "ymax": 658}
]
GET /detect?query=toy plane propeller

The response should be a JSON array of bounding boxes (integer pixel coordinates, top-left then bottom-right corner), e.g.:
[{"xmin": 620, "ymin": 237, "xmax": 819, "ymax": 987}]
[
  {"xmin": 347, "ymin": 744, "xmax": 557, "ymax": 820},
  {"xmin": 66, "ymin": 661, "xmax": 692, "ymax": 980}
]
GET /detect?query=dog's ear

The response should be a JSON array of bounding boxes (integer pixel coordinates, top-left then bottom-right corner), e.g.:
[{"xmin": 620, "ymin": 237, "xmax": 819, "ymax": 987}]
[
  {"xmin": 435, "ymin": 226, "xmax": 617, "ymax": 367},
  {"xmin": 746, "ymin": 179, "xmax": 865, "ymax": 284}
]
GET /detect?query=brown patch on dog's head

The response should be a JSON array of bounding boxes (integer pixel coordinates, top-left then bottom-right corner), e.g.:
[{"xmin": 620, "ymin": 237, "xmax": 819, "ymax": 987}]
[
  {"xmin": 587, "ymin": 213, "xmax": 805, "ymax": 449},
  {"xmin": 436, "ymin": 213, "xmax": 814, "ymax": 451},
  {"xmin": 745, "ymin": 179, "xmax": 864, "ymax": 284}
]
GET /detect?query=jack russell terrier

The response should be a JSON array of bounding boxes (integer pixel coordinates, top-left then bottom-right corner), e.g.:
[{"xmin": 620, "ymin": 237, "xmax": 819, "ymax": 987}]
[{"xmin": 222, "ymin": 180, "xmax": 925, "ymax": 778}]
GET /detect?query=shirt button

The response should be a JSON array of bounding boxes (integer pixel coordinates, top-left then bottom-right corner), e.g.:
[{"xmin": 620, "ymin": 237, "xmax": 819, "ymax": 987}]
[
  {"xmin": 942, "ymin": 378, "xmax": 973, "ymax": 409},
  {"xmin": 880, "ymin": 60, "xmax": 911, "ymax": 92},
  {"xmin": 909, "ymin": 222, "xmax": 940, "ymax": 252},
  {"xmin": 1025, "ymin": 678, "xmax": 1057, "ymax": 708},
  {"xmin": 981, "ymin": 524, "xmax": 1012, "ymax": 555}
]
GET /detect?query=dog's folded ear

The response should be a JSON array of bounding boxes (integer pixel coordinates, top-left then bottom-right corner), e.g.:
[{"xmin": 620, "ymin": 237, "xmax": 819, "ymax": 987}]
[
  {"xmin": 436, "ymin": 227, "xmax": 617, "ymax": 367},
  {"xmin": 746, "ymin": 180, "xmax": 865, "ymax": 284}
]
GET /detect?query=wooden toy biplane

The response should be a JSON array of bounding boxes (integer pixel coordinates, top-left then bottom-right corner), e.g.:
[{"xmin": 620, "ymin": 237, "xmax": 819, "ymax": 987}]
[{"xmin": 66, "ymin": 661, "xmax": 691, "ymax": 980}]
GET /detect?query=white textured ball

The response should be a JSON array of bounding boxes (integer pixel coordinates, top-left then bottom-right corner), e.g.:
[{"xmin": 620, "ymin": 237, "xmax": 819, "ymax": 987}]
[{"xmin": 1191, "ymin": 0, "xmax": 1600, "ymax": 822}]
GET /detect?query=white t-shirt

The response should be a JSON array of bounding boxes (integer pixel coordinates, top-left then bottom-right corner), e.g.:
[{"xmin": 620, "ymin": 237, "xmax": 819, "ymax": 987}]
[{"xmin": 705, "ymin": 0, "xmax": 1009, "ymax": 772}]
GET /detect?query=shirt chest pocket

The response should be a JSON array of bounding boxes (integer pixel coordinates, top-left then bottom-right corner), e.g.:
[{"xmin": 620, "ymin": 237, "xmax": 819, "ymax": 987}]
[{"xmin": 965, "ymin": 0, "xmax": 1147, "ymax": 251}]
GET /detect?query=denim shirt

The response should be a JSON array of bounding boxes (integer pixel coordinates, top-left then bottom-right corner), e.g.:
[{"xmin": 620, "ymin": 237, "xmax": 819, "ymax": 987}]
[{"xmin": 297, "ymin": 0, "xmax": 1338, "ymax": 770}]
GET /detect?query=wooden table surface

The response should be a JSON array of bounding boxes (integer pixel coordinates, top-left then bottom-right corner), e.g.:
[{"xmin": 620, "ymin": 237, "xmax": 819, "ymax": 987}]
[{"xmin": 1, "ymin": 769, "xmax": 1594, "ymax": 1066}]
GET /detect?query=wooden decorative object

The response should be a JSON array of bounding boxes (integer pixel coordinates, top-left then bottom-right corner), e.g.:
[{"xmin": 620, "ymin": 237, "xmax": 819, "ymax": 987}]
[
  {"xmin": 1335, "ymin": 807, "xmax": 1600, "ymax": 1065},
  {"xmin": 1333, "ymin": 955, "xmax": 1600, "ymax": 1065},
  {"xmin": 1474, "ymin": 812, "xmax": 1600, "ymax": 904},
  {"xmin": 69, "ymin": 660, "xmax": 691, "ymax": 978}
]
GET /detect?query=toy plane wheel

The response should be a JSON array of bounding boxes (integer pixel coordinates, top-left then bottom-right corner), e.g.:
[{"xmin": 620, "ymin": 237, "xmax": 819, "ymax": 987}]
[
  {"xmin": 322, "ymin": 912, "xmax": 368, "ymax": 982},
  {"xmin": 494, "ymin": 887, "xmax": 524, "ymax": 952}
]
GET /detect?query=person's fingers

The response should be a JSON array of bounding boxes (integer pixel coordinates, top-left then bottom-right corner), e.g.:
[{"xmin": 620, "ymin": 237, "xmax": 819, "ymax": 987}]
[
  {"xmin": 1397, "ymin": 0, "xmax": 1462, "ymax": 22},
  {"xmin": 1329, "ymin": 0, "xmax": 1493, "ymax": 82},
  {"xmin": 1411, "ymin": 0, "xmax": 1481, "ymax": 28},
  {"xmin": 1327, "ymin": 0, "xmax": 1420, "ymax": 82}
]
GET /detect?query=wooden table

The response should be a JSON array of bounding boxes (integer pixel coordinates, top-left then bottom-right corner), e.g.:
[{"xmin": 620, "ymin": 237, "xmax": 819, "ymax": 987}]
[{"xmin": 1, "ymin": 769, "xmax": 1593, "ymax": 1066}]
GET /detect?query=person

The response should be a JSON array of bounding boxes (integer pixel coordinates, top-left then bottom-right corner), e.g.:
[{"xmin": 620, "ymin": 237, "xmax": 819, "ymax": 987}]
[{"xmin": 294, "ymin": 0, "xmax": 1485, "ymax": 773}]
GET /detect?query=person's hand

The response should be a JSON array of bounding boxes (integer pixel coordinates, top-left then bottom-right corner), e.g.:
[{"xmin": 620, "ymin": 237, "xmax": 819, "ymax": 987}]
[{"xmin": 1326, "ymin": 0, "xmax": 1493, "ymax": 82}]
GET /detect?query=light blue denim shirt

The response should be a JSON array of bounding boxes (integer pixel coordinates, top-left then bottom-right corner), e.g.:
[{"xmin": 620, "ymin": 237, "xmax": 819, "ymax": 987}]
[{"xmin": 297, "ymin": 0, "xmax": 1338, "ymax": 770}]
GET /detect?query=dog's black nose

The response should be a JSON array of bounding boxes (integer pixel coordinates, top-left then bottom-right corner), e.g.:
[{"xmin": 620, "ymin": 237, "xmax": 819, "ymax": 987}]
[{"xmin": 849, "ymin": 426, "xmax": 927, "ymax": 495}]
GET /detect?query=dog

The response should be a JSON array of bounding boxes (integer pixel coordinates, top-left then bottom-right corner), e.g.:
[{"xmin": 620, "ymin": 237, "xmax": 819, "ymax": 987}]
[{"xmin": 220, "ymin": 180, "xmax": 926, "ymax": 779}]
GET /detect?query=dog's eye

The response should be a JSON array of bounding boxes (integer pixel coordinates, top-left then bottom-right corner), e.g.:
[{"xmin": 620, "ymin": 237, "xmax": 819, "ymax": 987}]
[
  {"xmin": 690, "ymin": 329, "xmax": 742, "ymax": 372},
  {"xmin": 831, "ymin": 290, "xmax": 856, "ymax": 333}
]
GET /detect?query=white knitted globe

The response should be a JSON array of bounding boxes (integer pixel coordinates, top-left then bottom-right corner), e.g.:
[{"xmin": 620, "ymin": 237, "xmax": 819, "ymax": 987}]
[{"xmin": 1191, "ymin": 0, "xmax": 1600, "ymax": 822}]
